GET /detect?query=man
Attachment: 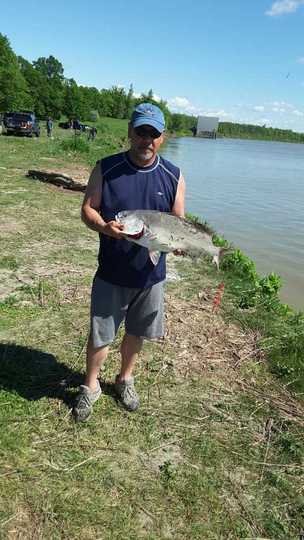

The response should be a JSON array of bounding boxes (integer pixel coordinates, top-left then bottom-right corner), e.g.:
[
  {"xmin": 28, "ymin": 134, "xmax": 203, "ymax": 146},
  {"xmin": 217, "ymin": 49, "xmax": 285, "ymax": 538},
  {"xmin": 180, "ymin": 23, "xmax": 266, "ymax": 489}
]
[
  {"xmin": 73, "ymin": 103, "xmax": 185, "ymax": 422},
  {"xmin": 88, "ymin": 126, "xmax": 97, "ymax": 141},
  {"xmin": 46, "ymin": 117, "xmax": 53, "ymax": 138},
  {"xmin": 73, "ymin": 119, "xmax": 82, "ymax": 131}
]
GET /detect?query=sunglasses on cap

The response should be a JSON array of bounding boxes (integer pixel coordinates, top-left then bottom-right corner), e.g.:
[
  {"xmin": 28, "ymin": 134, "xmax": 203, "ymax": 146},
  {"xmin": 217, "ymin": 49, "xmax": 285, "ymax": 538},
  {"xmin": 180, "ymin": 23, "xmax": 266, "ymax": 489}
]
[{"xmin": 134, "ymin": 126, "xmax": 162, "ymax": 139}]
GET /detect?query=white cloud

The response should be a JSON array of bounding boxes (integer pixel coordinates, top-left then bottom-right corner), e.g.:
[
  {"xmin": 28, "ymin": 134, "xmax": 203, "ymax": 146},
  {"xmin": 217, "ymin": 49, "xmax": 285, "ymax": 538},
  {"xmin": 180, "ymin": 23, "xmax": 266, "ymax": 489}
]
[
  {"xmin": 203, "ymin": 109, "xmax": 231, "ymax": 118},
  {"xmin": 153, "ymin": 94, "xmax": 161, "ymax": 103},
  {"xmin": 167, "ymin": 96, "xmax": 231, "ymax": 119},
  {"xmin": 255, "ymin": 100, "xmax": 304, "ymax": 117},
  {"xmin": 167, "ymin": 96, "xmax": 203, "ymax": 115},
  {"xmin": 168, "ymin": 97, "xmax": 192, "ymax": 109},
  {"xmin": 256, "ymin": 118, "xmax": 271, "ymax": 126},
  {"xmin": 292, "ymin": 109, "xmax": 304, "ymax": 116},
  {"xmin": 270, "ymin": 100, "xmax": 293, "ymax": 108},
  {"xmin": 297, "ymin": 57, "xmax": 304, "ymax": 63},
  {"xmin": 266, "ymin": 0, "xmax": 304, "ymax": 16},
  {"xmin": 234, "ymin": 100, "xmax": 304, "ymax": 131}
]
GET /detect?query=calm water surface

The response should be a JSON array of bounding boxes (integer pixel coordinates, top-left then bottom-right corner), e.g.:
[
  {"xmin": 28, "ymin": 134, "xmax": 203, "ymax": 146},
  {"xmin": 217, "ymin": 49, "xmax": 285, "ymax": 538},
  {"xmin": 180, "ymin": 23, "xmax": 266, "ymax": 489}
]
[{"xmin": 161, "ymin": 137, "xmax": 304, "ymax": 310}]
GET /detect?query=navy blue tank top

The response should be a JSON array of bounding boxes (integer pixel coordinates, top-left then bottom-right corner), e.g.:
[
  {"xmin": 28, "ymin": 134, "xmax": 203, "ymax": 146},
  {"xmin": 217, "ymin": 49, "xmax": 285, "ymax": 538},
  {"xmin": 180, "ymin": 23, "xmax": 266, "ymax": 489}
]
[{"xmin": 97, "ymin": 151, "xmax": 180, "ymax": 288}]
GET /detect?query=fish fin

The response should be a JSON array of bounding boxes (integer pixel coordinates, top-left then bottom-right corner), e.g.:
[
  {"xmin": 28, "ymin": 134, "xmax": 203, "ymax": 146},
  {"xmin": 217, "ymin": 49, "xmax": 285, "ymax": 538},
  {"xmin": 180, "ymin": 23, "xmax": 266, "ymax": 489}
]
[{"xmin": 149, "ymin": 251, "xmax": 161, "ymax": 265}]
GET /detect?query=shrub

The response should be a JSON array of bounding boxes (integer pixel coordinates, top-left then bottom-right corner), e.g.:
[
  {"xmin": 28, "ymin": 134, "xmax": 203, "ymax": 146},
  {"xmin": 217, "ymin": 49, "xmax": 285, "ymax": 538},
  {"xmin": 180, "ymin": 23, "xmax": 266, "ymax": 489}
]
[
  {"xmin": 258, "ymin": 273, "xmax": 282, "ymax": 296},
  {"xmin": 221, "ymin": 249, "xmax": 257, "ymax": 281},
  {"xmin": 60, "ymin": 137, "xmax": 90, "ymax": 154},
  {"xmin": 185, "ymin": 213, "xmax": 215, "ymax": 235}
]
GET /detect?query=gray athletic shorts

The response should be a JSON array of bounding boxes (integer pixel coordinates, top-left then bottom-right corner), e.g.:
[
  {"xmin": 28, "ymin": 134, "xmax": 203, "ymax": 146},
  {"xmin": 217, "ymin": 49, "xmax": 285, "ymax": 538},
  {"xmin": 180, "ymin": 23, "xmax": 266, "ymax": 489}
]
[{"xmin": 90, "ymin": 275, "xmax": 164, "ymax": 348}]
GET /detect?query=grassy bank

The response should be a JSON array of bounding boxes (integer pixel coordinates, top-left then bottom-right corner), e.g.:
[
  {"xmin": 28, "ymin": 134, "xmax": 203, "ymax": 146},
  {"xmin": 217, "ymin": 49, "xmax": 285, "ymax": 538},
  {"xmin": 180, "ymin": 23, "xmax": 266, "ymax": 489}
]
[{"xmin": 0, "ymin": 123, "xmax": 304, "ymax": 539}]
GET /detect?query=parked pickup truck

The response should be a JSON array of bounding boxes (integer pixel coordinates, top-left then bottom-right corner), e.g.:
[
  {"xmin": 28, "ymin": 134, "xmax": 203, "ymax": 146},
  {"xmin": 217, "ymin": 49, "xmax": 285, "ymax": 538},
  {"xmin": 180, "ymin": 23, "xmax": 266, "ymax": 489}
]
[{"xmin": 3, "ymin": 111, "xmax": 40, "ymax": 137}]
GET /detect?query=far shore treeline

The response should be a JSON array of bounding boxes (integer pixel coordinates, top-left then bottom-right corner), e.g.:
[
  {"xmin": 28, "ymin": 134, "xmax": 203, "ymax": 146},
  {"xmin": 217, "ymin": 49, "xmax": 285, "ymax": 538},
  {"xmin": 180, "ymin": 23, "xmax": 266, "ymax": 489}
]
[{"xmin": 1, "ymin": 33, "xmax": 304, "ymax": 143}]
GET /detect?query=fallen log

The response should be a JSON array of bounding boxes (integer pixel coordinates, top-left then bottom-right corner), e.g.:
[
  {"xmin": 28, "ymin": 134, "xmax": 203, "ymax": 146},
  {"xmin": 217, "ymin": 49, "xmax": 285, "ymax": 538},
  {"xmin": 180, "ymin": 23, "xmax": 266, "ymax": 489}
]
[{"xmin": 27, "ymin": 170, "xmax": 87, "ymax": 192}]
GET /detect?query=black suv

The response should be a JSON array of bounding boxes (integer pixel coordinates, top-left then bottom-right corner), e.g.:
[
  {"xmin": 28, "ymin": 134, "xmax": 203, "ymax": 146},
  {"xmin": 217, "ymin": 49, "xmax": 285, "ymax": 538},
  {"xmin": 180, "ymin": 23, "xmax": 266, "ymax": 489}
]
[{"xmin": 3, "ymin": 111, "xmax": 40, "ymax": 137}]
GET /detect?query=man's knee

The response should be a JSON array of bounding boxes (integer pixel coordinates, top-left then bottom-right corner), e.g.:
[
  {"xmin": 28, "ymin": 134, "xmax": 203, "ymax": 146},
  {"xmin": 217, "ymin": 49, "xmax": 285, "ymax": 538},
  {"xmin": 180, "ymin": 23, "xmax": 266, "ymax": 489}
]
[
  {"xmin": 87, "ymin": 332, "xmax": 110, "ymax": 356},
  {"xmin": 120, "ymin": 333, "xmax": 143, "ymax": 353}
]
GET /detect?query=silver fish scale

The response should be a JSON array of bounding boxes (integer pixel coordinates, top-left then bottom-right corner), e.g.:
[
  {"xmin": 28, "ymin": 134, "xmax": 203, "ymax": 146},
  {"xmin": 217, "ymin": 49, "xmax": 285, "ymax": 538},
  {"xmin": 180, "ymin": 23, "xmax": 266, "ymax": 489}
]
[{"xmin": 116, "ymin": 210, "xmax": 220, "ymax": 260}]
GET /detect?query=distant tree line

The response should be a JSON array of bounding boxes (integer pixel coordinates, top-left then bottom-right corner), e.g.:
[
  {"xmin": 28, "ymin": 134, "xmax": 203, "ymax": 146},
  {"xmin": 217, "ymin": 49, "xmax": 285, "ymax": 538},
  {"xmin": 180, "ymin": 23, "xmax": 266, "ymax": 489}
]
[
  {"xmin": 1, "ymin": 33, "xmax": 303, "ymax": 142},
  {"xmin": 218, "ymin": 122, "xmax": 304, "ymax": 143}
]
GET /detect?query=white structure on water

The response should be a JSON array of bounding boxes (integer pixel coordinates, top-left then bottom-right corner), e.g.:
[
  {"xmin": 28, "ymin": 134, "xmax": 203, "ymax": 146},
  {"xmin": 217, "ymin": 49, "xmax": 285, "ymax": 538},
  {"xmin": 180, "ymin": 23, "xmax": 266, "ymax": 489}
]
[{"xmin": 196, "ymin": 116, "xmax": 219, "ymax": 138}]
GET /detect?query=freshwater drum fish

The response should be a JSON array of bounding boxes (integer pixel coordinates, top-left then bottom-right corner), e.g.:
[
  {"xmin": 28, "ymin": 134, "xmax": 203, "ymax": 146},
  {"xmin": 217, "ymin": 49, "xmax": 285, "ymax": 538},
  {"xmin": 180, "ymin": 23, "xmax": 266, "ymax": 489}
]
[{"xmin": 115, "ymin": 210, "xmax": 221, "ymax": 268}]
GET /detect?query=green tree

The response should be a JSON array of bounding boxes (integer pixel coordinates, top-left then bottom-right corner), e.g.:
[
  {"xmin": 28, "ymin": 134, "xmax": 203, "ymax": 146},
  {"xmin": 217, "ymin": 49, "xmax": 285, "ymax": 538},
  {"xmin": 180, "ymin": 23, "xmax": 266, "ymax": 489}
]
[
  {"xmin": 0, "ymin": 34, "xmax": 32, "ymax": 111},
  {"xmin": 125, "ymin": 83, "xmax": 134, "ymax": 119},
  {"xmin": 170, "ymin": 113, "xmax": 184, "ymax": 131},
  {"xmin": 32, "ymin": 55, "xmax": 64, "ymax": 119},
  {"xmin": 109, "ymin": 86, "xmax": 128, "ymax": 118},
  {"xmin": 78, "ymin": 86, "xmax": 102, "ymax": 120},
  {"xmin": 218, "ymin": 121, "xmax": 304, "ymax": 143},
  {"xmin": 99, "ymin": 89, "xmax": 115, "ymax": 117},
  {"xmin": 32, "ymin": 55, "xmax": 64, "ymax": 81},
  {"xmin": 63, "ymin": 79, "xmax": 86, "ymax": 120},
  {"xmin": 18, "ymin": 56, "xmax": 50, "ymax": 118}
]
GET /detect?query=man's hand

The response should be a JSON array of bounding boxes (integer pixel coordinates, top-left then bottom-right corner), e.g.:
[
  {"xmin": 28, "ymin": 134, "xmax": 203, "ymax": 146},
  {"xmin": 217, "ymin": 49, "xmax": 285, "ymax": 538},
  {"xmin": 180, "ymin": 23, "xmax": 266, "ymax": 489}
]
[{"xmin": 101, "ymin": 221, "xmax": 125, "ymax": 239}]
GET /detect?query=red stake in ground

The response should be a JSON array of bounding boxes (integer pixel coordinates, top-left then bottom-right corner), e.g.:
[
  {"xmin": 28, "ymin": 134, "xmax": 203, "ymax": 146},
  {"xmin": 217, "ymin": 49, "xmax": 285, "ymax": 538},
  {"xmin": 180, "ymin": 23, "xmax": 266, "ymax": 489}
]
[{"xmin": 212, "ymin": 282, "xmax": 225, "ymax": 313}]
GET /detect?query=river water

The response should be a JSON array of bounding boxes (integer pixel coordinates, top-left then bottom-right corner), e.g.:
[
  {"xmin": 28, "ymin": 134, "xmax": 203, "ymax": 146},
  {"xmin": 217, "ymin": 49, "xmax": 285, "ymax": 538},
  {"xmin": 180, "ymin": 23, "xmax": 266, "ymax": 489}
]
[{"xmin": 161, "ymin": 137, "xmax": 304, "ymax": 311}]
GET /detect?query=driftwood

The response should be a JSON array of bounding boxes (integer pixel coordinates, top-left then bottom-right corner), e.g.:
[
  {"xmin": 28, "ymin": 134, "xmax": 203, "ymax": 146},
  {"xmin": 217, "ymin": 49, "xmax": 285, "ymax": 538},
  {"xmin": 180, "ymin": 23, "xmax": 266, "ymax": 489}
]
[{"xmin": 27, "ymin": 170, "xmax": 87, "ymax": 192}]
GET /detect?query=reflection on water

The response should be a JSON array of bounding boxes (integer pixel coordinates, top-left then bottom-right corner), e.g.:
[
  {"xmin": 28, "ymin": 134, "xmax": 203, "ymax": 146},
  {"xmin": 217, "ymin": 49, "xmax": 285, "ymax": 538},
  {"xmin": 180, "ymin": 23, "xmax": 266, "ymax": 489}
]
[{"xmin": 161, "ymin": 137, "xmax": 304, "ymax": 310}]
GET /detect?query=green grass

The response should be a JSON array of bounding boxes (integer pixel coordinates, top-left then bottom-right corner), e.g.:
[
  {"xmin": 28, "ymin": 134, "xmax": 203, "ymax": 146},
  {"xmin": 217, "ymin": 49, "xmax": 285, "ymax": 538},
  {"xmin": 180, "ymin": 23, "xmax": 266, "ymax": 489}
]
[
  {"xmin": 0, "ymin": 127, "xmax": 304, "ymax": 539},
  {"xmin": 0, "ymin": 116, "xmax": 128, "ymax": 171}
]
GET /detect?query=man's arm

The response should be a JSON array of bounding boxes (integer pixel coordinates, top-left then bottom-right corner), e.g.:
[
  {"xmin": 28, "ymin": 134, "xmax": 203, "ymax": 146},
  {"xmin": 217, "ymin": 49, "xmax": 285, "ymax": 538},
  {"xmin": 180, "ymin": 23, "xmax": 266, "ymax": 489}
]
[
  {"xmin": 81, "ymin": 163, "xmax": 125, "ymax": 239},
  {"xmin": 171, "ymin": 173, "xmax": 185, "ymax": 218},
  {"xmin": 172, "ymin": 174, "xmax": 186, "ymax": 256}
]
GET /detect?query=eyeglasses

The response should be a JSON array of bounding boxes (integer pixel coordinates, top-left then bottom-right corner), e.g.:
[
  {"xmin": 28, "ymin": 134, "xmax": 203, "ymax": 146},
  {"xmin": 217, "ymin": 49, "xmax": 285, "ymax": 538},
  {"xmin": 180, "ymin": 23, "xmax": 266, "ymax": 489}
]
[{"xmin": 134, "ymin": 126, "xmax": 162, "ymax": 139}]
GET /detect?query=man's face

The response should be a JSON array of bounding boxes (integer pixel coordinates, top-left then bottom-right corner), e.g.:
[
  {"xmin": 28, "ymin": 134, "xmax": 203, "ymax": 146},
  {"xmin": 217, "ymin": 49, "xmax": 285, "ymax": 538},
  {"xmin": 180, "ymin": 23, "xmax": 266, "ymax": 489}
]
[{"xmin": 128, "ymin": 124, "xmax": 164, "ymax": 163}]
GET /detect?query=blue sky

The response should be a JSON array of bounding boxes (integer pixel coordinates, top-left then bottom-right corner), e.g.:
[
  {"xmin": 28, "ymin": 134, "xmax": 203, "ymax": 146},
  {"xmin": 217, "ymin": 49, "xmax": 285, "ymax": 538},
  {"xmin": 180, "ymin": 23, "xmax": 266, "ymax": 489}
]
[{"xmin": 2, "ymin": 0, "xmax": 304, "ymax": 131}]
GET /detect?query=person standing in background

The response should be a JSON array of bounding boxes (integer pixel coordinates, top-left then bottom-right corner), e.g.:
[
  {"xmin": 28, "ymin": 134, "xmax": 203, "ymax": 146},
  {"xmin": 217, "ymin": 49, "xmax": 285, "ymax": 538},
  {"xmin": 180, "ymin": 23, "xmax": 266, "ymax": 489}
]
[{"xmin": 46, "ymin": 117, "xmax": 53, "ymax": 138}]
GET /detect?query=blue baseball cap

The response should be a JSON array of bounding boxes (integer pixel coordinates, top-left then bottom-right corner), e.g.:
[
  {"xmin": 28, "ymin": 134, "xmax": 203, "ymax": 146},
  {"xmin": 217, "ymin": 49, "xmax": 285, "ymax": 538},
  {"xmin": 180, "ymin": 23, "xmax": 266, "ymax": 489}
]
[{"xmin": 131, "ymin": 103, "xmax": 165, "ymax": 133}]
